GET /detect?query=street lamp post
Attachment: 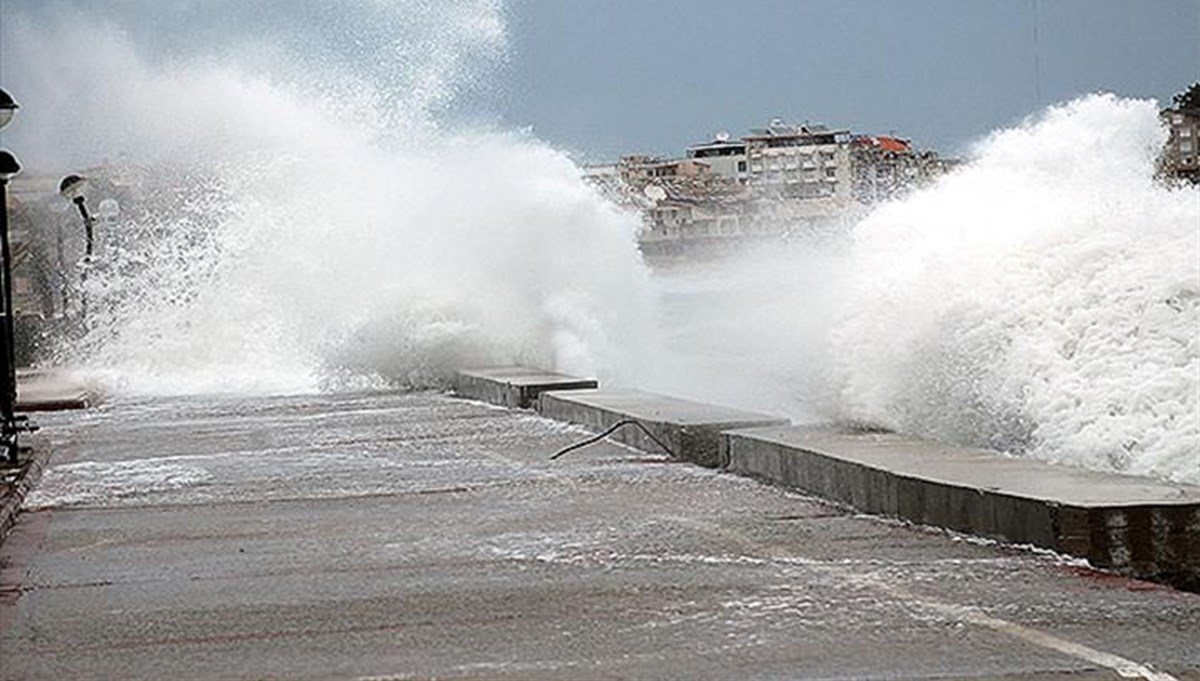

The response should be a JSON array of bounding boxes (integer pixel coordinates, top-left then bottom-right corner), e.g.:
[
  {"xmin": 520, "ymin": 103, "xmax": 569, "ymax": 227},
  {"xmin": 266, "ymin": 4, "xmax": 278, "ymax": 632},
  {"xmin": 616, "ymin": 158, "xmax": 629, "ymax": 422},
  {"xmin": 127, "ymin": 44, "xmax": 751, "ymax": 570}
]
[
  {"xmin": 59, "ymin": 174, "xmax": 95, "ymax": 323},
  {"xmin": 0, "ymin": 88, "xmax": 35, "ymax": 463},
  {"xmin": 59, "ymin": 174, "xmax": 94, "ymax": 258}
]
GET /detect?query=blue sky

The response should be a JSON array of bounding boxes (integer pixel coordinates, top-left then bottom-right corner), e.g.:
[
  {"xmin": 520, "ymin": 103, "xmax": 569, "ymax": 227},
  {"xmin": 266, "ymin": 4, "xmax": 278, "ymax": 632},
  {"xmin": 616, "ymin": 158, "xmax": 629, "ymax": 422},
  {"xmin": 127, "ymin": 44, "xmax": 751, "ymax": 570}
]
[{"xmin": 495, "ymin": 0, "xmax": 1200, "ymax": 160}]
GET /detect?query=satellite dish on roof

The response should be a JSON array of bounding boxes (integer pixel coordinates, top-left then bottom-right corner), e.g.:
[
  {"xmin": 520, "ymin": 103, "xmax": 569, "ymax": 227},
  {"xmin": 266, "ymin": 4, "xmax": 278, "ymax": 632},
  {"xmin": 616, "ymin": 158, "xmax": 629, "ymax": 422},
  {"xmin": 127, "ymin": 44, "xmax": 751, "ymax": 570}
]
[
  {"xmin": 643, "ymin": 184, "xmax": 667, "ymax": 202},
  {"xmin": 714, "ymin": 131, "xmax": 730, "ymax": 142}
]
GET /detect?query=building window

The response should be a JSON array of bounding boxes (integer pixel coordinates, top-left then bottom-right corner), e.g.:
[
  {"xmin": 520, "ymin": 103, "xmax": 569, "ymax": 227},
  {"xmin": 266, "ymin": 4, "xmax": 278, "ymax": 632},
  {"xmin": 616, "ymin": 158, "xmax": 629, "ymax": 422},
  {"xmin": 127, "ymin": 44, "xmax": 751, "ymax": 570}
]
[
  {"xmin": 1181, "ymin": 128, "xmax": 1192, "ymax": 137},
  {"xmin": 737, "ymin": 161, "xmax": 747, "ymax": 172}
]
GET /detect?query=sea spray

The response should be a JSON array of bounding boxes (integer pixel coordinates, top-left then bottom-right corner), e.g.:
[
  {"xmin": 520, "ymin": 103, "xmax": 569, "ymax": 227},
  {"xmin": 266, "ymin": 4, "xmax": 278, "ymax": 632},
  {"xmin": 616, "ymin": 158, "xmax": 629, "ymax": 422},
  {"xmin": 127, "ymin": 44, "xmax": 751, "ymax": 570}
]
[
  {"xmin": 4, "ymin": 5, "xmax": 1196, "ymax": 484},
  {"xmin": 833, "ymin": 94, "xmax": 1199, "ymax": 483},
  {"xmin": 645, "ymin": 95, "xmax": 1198, "ymax": 485},
  {"xmin": 644, "ymin": 243, "xmax": 852, "ymax": 423},
  {"xmin": 2, "ymin": 1, "xmax": 659, "ymax": 396}
]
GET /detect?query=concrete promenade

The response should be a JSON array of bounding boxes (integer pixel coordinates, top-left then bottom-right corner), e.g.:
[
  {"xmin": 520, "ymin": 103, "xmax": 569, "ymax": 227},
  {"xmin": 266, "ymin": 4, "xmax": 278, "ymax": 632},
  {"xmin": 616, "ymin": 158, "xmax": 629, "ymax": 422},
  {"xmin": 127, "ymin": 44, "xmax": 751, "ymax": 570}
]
[{"xmin": 1, "ymin": 390, "xmax": 1198, "ymax": 679}]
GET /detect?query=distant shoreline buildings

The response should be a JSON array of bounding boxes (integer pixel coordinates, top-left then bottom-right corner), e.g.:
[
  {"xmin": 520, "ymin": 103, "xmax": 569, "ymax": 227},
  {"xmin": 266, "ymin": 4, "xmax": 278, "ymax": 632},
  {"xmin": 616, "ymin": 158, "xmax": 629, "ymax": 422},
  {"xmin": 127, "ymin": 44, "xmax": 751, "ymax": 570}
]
[
  {"xmin": 1161, "ymin": 100, "xmax": 1199, "ymax": 184},
  {"xmin": 585, "ymin": 118, "xmax": 958, "ymax": 256}
]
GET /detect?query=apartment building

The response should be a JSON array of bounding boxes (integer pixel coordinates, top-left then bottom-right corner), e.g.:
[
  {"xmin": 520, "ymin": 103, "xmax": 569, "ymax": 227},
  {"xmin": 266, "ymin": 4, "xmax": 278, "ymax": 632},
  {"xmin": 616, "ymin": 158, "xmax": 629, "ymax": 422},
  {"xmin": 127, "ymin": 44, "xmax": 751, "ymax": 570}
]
[
  {"xmin": 1162, "ymin": 106, "xmax": 1200, "ymax": 183},
  {"xmin": 742, "ymin": 120, "xmax": 853, "ymax": 205},
  {"xmin": 588, "ymin": 118, "xmax": 951, "ymax": 256}
]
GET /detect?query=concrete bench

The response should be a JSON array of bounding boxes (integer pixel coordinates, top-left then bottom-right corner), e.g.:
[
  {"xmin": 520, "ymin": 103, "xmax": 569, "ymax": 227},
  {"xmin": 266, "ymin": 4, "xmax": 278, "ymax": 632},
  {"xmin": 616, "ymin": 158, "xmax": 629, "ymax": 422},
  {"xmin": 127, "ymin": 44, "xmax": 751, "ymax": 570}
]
[
  {"xmin": 453, "ymin": 367, "xmax": 598, "ymax": 409},
  {"xmin": 539, "ymin": 388, "xmax": 788, "ymax": 468},
  {"xmin": 16, "ymin": 368, "xmax": 97, "ymax": 411},
  {"xmin": 725, "ymin": 425, "xmax": 1200, "ymax": 589}
]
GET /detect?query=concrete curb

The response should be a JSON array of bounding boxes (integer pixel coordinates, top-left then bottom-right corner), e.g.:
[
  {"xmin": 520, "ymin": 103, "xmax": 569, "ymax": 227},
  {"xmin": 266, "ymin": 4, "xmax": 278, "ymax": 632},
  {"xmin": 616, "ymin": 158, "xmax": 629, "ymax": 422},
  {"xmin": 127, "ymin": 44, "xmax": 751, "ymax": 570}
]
[
  {"xmin": 538, "ymin": 388, "xmax": 788, "ymax": 468},
  {"xmin": 0, "ymin": 436, "xmax": 51, "ymax": 544},
  {"xmin": 16, "ymin": 368, "xmax": 99, "ymax": 412},
  {"xmin": 453, "ymin": 367, "xmax": 598, "ymax": 410},
  {"xmin": 724, "ymin": 425, "xmax": 1200, "ymax": 591}
]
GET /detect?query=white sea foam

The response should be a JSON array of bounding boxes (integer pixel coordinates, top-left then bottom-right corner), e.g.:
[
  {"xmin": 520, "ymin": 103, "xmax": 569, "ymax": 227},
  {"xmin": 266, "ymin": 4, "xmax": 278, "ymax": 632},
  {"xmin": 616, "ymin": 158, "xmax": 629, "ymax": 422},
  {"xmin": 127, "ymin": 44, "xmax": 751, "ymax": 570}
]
[
  {"xmin": 833, "ymin": 94, "xmax": 1199, "ymax": 483},
  {"xmin": 646, "ymin": 95, "xmax": 1198, "ymax": 484},
  {"xmin": 2, "ymin": 1, "xmax": 659, "ymax": 397},
  {"xmin": 24, "ymin": 460, "xmax": 213, "ymax": 510},
  {"xmin": 4, "ymin": 5, "xmax": 1196, "ymax": 484}
]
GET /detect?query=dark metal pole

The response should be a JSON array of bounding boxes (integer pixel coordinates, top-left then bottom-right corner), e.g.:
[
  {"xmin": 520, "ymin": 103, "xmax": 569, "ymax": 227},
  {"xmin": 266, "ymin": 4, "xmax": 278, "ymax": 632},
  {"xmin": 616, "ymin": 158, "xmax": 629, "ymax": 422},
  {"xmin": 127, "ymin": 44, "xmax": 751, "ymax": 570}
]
[
  {"xmin": 72, "ymin": 196, "xmax": 94, "ymax": 323},
  {"xmin": 75, "ymin": 197, "xmax": 94, "ymax": 258},
  {"xmin": 57, "ymin": 225, "xmax": 68, "ymax": 315},
  {"xmin": 60, "ymin": 176, "xmax": 94, "ymax": 327},
  {"xmin": 0, "ymin": 90, "xmax": 34, "ymax": 464},
  {"xmin": 0, "ymin": 170, "xmax": 19, "ymax": 463}
]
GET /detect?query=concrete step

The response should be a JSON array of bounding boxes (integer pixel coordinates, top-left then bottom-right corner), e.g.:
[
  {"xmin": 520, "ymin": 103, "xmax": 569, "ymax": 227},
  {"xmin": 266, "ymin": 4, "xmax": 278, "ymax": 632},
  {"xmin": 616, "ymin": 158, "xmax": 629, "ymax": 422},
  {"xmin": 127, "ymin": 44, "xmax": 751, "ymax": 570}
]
[
  {"xmin": 539, "ymin": 388, "xmax": 789, "ymax": 468},
  {"xmin": 16, "ymin": 368, "xmax": 98, "ymax": 411},
  {"xmin": 724, "ymin": 425, "xmax": 1200, "ymax": 590},
  {"xmin": 454, "ymin": 367, "xmax": 598, "ymax": 409}
]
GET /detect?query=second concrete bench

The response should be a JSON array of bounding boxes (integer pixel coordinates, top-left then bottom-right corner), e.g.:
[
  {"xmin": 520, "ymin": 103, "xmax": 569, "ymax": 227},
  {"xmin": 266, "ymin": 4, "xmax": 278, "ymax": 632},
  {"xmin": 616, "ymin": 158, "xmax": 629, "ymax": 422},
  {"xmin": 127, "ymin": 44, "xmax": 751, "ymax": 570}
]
[{"xmin": 539, "ymin": 388, "xmax": 788, "ymax": 468}]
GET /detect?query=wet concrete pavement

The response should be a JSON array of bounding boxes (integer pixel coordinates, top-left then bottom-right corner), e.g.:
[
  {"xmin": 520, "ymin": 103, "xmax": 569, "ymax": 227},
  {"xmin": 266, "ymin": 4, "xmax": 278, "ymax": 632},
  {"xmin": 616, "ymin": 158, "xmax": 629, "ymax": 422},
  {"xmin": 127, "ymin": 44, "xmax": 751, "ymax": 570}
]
[{"xmin": 1, "ymin": 391, "xmax": 1197, "ymax": 680}]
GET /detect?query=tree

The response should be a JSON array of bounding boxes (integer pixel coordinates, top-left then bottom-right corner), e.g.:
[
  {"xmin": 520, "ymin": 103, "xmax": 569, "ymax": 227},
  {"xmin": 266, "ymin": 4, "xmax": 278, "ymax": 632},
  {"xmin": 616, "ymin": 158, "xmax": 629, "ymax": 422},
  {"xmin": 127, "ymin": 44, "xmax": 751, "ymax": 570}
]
[{"xmin": 1172, "ymin": 82, "xmax": 1200, "ymax": 111}]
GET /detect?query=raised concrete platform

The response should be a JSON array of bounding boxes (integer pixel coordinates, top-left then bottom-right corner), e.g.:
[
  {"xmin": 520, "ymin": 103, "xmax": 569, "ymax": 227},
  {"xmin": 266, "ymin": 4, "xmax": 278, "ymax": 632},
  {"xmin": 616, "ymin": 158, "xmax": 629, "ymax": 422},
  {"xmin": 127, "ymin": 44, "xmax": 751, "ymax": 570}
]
[
  {"xmin": 453, "ymin": 367, "xmax": 598, "ymax": 409},
  {"xmin": 725, "ymin": 425, "xmax": 1200, "ymax": 590},
  {"xmin": 539, "ymin": 388, "xmax": 789, "ymax": 468},
  {"xmin": 16, "ymin": 368, "xmax": 98, "ymax": 411}
]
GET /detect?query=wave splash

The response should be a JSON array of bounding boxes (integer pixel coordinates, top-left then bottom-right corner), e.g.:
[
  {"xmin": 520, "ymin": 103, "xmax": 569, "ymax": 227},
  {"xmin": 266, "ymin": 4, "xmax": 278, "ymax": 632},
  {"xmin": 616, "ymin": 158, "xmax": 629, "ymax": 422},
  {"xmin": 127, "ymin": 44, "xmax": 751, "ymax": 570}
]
[
  {"xmin": 4, "ymin": 6, "xmax": 1196, "ymax": 484},
  {"xmin": 3, "ymin": 0, "xmax": 658, "ymax": 396},
  {"xmin": 833, "ymin": 94, "xmax": 1199, "ymax": 483}
]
